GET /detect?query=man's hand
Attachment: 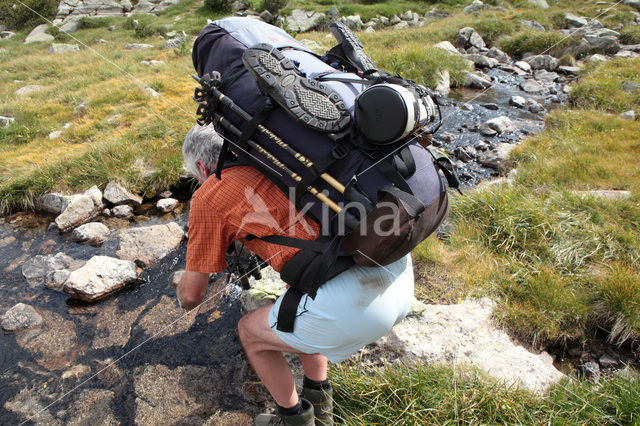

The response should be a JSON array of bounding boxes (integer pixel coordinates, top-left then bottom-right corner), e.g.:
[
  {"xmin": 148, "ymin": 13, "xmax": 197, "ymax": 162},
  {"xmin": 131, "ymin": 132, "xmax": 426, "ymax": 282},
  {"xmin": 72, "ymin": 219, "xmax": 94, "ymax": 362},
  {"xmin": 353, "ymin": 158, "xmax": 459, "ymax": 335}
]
[{"xmin": 177, "ymin": 271, "xmax": 210, "ymax": 310}]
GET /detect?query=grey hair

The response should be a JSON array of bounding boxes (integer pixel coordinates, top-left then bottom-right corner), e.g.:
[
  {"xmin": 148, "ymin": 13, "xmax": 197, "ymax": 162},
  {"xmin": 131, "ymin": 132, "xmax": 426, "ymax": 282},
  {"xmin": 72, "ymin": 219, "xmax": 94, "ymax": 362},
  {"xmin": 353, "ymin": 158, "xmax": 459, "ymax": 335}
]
[{"xmin": 182, "ymin": 124, "xmax": 223, "ymax": 181}]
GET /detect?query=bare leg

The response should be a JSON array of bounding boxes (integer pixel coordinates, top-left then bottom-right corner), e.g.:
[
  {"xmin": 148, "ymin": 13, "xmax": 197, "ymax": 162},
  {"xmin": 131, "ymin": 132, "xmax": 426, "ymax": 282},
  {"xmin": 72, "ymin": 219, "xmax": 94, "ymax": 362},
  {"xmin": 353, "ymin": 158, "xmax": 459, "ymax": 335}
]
[{"xmin": 299, "ymin": 353, "xmax": 328, "ymax": 381}]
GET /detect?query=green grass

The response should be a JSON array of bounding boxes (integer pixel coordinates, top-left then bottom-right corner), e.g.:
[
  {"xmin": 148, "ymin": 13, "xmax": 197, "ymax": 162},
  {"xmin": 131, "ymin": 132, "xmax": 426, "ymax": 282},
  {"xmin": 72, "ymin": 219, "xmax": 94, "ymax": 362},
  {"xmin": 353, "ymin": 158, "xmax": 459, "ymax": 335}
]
[
  {"xmin": 499, "ymin": 30, "xmax": 582, "ymax": 58},
  {"xmin": 330, "ymin": 362, "xmax": 640, "ymax": 425},
  {"xmin": 620, "ymin": 26, "xmax": 640, "ymax": 45}
]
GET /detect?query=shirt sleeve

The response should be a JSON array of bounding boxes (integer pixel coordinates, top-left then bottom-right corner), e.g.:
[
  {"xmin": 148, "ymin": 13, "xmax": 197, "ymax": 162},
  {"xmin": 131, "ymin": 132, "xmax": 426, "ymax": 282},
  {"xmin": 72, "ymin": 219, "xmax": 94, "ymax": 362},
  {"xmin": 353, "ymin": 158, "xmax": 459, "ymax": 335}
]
[{"xmin": 186, "ymin": 192, "xmax": 231, "ymax": 273}]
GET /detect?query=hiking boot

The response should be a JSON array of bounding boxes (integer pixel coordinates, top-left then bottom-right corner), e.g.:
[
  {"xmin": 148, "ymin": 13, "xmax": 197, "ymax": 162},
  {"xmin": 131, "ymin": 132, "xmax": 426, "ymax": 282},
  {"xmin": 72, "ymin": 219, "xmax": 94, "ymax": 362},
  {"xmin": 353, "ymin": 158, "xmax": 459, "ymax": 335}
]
[
  {"xmin": 301, "ymin": 385, "xmax": 334, "ymax": 426},
  {"xmin": 328, "ymin": 21, "xmax": 377, "ymax": 74},
  {"xmin": 242, "ymin": 43, "xmax": 351, "ymax": 133},
  {"xmin": 254, "ymin": 398, "xmax": 315, "ymax": 426}
]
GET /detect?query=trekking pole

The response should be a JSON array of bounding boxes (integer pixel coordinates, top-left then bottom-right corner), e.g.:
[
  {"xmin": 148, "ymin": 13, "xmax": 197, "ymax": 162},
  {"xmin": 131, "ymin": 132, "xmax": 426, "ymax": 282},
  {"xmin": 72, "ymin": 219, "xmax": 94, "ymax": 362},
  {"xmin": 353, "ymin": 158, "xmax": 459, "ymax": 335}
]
[
  {"xmin": 192, "ymin": 74, "xmax": 346, "ymax": 194},
  {"xmin": 212, "ymin": 111, "xmax": 345, "ymax": 215}
]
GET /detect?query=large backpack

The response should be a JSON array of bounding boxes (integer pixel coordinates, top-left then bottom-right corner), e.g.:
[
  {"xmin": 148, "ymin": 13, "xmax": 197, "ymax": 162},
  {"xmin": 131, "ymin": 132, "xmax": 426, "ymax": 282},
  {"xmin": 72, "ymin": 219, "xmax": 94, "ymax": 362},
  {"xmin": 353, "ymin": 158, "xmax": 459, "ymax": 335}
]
[{"xmin": 192, "ymin": 17, "xmax": 453, "ymax": 332}]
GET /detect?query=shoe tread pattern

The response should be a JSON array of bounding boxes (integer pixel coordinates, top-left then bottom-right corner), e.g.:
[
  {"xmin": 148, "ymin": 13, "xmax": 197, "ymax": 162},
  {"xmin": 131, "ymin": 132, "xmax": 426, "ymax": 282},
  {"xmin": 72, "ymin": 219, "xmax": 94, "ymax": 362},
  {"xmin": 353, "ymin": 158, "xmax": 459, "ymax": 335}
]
[{"xmin": 329, "ymin": 22, "xmax": 377, "ymax": 72}]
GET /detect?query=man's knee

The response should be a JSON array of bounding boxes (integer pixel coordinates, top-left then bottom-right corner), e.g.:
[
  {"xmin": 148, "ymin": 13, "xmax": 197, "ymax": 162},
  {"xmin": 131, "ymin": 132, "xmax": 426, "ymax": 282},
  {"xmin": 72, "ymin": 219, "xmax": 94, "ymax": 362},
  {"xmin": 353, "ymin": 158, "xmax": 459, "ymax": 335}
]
[{"xmin": 238, "ymin": 315, "xmax": 253, "ymax": 346}]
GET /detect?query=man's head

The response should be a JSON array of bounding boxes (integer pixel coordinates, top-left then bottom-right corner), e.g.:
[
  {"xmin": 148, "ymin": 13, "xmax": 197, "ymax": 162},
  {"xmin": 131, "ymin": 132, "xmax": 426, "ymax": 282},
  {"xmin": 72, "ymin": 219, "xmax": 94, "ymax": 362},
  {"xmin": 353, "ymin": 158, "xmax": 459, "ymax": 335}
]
[{"xmin": 182, "ymin": 124, "xmax": 223, "ymax": 183}]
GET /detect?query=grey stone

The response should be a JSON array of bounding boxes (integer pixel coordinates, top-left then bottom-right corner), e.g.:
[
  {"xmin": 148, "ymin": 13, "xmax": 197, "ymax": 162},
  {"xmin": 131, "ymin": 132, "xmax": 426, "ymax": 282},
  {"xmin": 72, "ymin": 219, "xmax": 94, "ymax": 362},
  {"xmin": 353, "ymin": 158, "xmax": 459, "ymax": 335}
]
[
  {"xmin": 59, "ymin": 19, "xmax": 80, "ymax": 33},
  {"xmin": 464, "ymin": 54, "xmax": 498, "ymax": 68},
  {"xmin": 327, "ymin": 6, "xmax": 338, "ymax": 19},
  {"xmin": 557, "ymin": 65, "xmax": 581, "ymax": 75},
  {"xmin": 375, "ymin": 298, "xmax": 565, "ymax": 393},
  {"xmin": 624, "ymin": 0, "xmax": 640, "ymax": 10},
  {"xmin": 240, "ymin": 266, "xmax": 287, "ymax": 313},
  {"xmin": 455, "ymin": 147, "xmax": 473, "ymax": 162},
  {"xmin": 463, "ymin": 71, "xmax": 492, "ymax": 89},
  {"xmin": 364, "ymin": 26, "xmax": 375, "ymax": 34},
  {"xmin": 22, "ymin": 252, "xmax": 73, "ymax": 286},
  {"xmin": 112, "ymin": 204, "xmax": 133, "ymax": 218},
  {"xmin": 64, "ymin": 256, "xmax": 137, "ymax": 301},
  {"xmin": 620, "ymin": 110, "xmax": 635, "ymax": 120},
  {"xmin": 510, "ymin": 96, "xmax": 527, "ymax": 108},
  {"xmin": 393, "ymin": 21, "xmax": 409, "ymax": 30},
  {"xmin": 116, "ymin": 222, "xmax": 184, "ymax": 266},
  {"xmin": 380, "ymin": 16, "xmax": 390, "ymax": 26},
  {"xmin": 519, "ymin": 20, "xmax": 545, "ymax": 31},
  {"xmin": 433, "ymin": 41, "xmax": 461, "ymax": 56},
  {"xmin": 485, "ymin": 116, "xmax": 516, "ymax": 134},
  {"xmin": 390, "ymin": 15, "xmax": 401, "ymax": 25},
  {"xmin": 482, "ymin": 103, "xmax": 499, "ymax": 110},
  {"xmin": 520, "ymin": 79, "xmax": 546, "ymax": 94},
  {"xmin": 45, "ymin": 269, "xmax": 70, "ymax": 290},
  {"xmin": 15, "ymin": 84, "xmax": 44, "ymax": 97},
  {"xmin": 24, "ymin": 24, "xmax": 54, "ymax": 44},
  {"xmin": 514, "ymin": 60, "xmax": 532, "ymax": 73},
  {"xmin": 103, "ymin": 181, "xmax": 142, "ymax": 206},
  {"xmin": 400, "ymin": 10, "xmax": 413, "ymax": 21},
  {"xmin": 599, "ymin": 354, "xmax": 619, "ymax": 368},
  {"xmin": 565, "ymin": 12, "xmax": 588, "ymax": 27},
  {"xmin": 463, "ymin": 0, "xmax": 489, "ymax": 14},
  {"xmin": 156, "ymin": 198, "xmax": 178, "ymax": 213},
  {"xmin": 108, "ymin": 25, "xmax": 116, "ymax": 31},
  {"xmin": 170, "ymin": 269, "xmax": 184, "ymax": 287},
  {"xmin": 2, "ymin": 303, "xmax": 44, "ymax": 332},
  {"xmin": 122, "ymin": 0, "xmax": 132, "ymax": 11},
  {"xmin": 49, "ymin": 130, "xmax": 62, "ymax": 140},
  {"xmin": 434, "ymin": 69, "xmax": 450, "ymax": 97},
  {"xmin": 231, "ymin": 0, "xmax": 248, "ymax": 11},
  {"xmin": 140, "ymin": 60, "xmax": 164, "ymax": 66},
  {"xmin": 455, "ymin": 27, "xmax": 486, "ymax": 50},
  {"xmin": 84, "ymin": 185, "xmax": 103, "ymax": 209},
  {"xmin": 487, "ymin": 47, "xmax": 510, "ymax": 63},
  {"xmin": 1, "ymin": 31, "xmax": 16, "ymax": 39},
  {"xmin": 37, "ymin": 193, "xmax": 70, "ymax": 215},
  {"xmin": 345, "ymin": 15, "xmax": 364, "ymax": 31},
  {"xmin": 527, "ymin": 0, "xmax": 549, "ymax": 8},
  {"xmin": 588, "ymin": 53, "xmax": 608, "ymax": 63},
  {"xmin": 72, "ymin": 222, "xmax": 110, "ymax": 245},
  {"xmin": 534, "ymin": 69, "xmax": 559, "ymax": 82},
  {"xmin": 527, "ymin": 99, "xmax": 546, "ymax": 114},
  {"xmin": 55, "ymin": 187, "xmax": 103, "ymax": 231},
  {"xmin": 259, "ymin": 10, "xmax": 273, "ymax": 23},
  {"xmin": 47, "ymin": 43, "xmax": 80, "ymax": 54},
  {"xmin": 124, "ymin": 43, "xmax": 153, "ymax": 50},
  {"xmin": 480, "ymin": 127, "xmax": 498, "ymax": 137},
  {"xmin": 74, "ymin": 101, "xmax": 88, "ymax": 116},
  {"xmin": 585, "ymin": 35, "xmax": 620, "ymax": 54},
  {"xmin": 579, "ymin": 361, "xmax": 600, "ymax": 379},
  {"xmin": 524, "ymin": 54, "xmax": 558, "ymax": 71},
  {"xmin": 0, "ymin": 116, "xmax": 15, "ymax": 127},
  {"xmin": 163, "ymin": 32, "xmax": 187, "ymax": 49},
  {"xmin": 287, "ymin": 10, "xmax": 326, "ymax": 33},
  {"xmin": 481, "ymin": 143, "xmax": 516, "ymax": 170}
]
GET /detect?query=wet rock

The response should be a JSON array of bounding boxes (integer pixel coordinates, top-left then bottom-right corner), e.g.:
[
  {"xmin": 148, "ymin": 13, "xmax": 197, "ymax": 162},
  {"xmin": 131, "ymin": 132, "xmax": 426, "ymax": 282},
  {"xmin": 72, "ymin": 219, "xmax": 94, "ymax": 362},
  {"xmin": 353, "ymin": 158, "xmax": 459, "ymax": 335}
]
[
  {"xmin": 579, "ymin": 361, "xmax": 601, "ymax": 379},
  {"xmin": 47, "ymin": 43, "xmax": 80, "ymax": 54},
  {"xmin": 464, "ymin": 54, "xmax": 497, "ymax": 68},
  {"xmin": 62, "ymin": 364, "xmax": 91, "ymax": 380},
  {"xmin": 92, "ymin": 299, "xmax": 149, "ymax": 349},
  {"xmin": 4, "ymin": 388, "xmax": 59, "ymax": 424},
  {"xmin": 71, "ymin": 222, "xmax": 110, "ymax": 246},
  {"xmin": 519, "ymin": 20, "xmax": 545, "ymax": 31},
  {"xmin": 527, "ymin": 99, "xmax": 546, "ymax": 114},
  {"xmin": 64, "ymin": 256, "xmax": 138, "ymax": 301},
  {"xmin": 22, "ymin": 252, "xmax": 73, "ymax": 287},
  {"xmin": 433, "ymin": 40, "xmax": 461, "ymax": 56},
  {"xmin": 68, "ymin": 389, "xmax": 118, "ymax": 425},
  {"xmin": 485, "ymin": 116, "xmax": 516, "ymax": 134},
  {"xmin": 520, "ymin": 79, "xmax": 546, "ymax": 94},
  {"xmin": 24, "ymin": 24, "xmax": 54, "ymax": 43},
  {"xmin": 116, "ymin": 222, "xmax": 184, "ymax": 266},
  {"xmin": 138, "ymin": 294, "xmax": 200, "ymax": 338},
  {"xmin": 287, "ymin": 10, "xmax": 326, "ymax": 32},
  {"xmin": 375, "ymin": 298, "xmax": 565, "ymax": 393},
  {"xmin": 599, "ymin": 354, "xmax": 619, "ymax": 368},
  {"xmin": 156, "ymin": 198, "xmax": 179, "ymax": 213},
  {"xmin": 2, "ymin": 303, "xmax": 44, "ymax": 332},
  {"xmin": 565, "ymin": 12, "xmax": 588, "ymax": 28},
  {"xmin": 112, "ymin": 204, "xmax": 133, "ymax": 219},
  {"xmin": 463, "ymin": 71, "xmax": 492, "ymax": 89},
  {"xmin": 620, "ymin": 110, "xmax": 635, "ymax": 120},
  {"xmin": 510, "ymin": 96, "xmax": 527, "ymax": 108},
  {"xmin": 124, "ymin": 43, "xmax": 153, "ymax": 50},
  {"xmin": 37, "ymin": 193, "xmax": 70, "ymax": 215},
  {"xmin": 434, "ymin": 69, "xmax": 450, "ymax": 97},
  {"xmin": 455, "ymin": 27, "xmax": 486, "ymax": 50},
  {"xmin": 524, "ymin": 55, "xmax": 558, "ymax": 71},
  {"xmin": 134, "ymin": 365, "xmax": 224, "ymax": 423},
  {"xmin": 487, "ymin": 47, "xmax": 510, "ymax": 63},
  {"xmin": 240, "ymin": 266, "xmax": 287, "ymax": 313},
  {"xmin": 55, "ymin": 191, "xmax": 102, "ymax": 231},
  {"xmin": 482, "ymin": 103, "xmax": 499, "ymax": 110},
  {"xmin": 170, "ymin": 269, "xmax": 185, "ymax": 287},
  {"xmin": 0, "ymin": 115, "xmax": 15, "ymax": 127},
  {"xmin": 455, "ymin": 147, "xmax": 474, "ymax": 162},
  {"xmin": 103, "ymin": 181, "xmax": 142, "ymax": 206},
  {"xmin": 514, "ymin": 60, "xmax": 532, "ymax": 73},
  {"xmin": 534, "ymin": 69, "xmax": 559, "ymax": 83},
  {"xmin": 480, "ymin": 143, "xmax": 516, "ymax": 171},
  {"xmin": 15, "ymin": 84, "xmax": 45, "ymax": 97}
]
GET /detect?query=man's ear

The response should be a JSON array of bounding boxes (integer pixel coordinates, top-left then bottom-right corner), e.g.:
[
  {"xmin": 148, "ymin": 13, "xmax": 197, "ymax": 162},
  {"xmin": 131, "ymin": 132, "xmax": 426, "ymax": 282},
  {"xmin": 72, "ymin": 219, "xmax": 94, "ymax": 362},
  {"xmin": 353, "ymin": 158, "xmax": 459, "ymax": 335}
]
[{"xmin": 195, "ymin": 160, "xmax": 210, "ymax": 182}]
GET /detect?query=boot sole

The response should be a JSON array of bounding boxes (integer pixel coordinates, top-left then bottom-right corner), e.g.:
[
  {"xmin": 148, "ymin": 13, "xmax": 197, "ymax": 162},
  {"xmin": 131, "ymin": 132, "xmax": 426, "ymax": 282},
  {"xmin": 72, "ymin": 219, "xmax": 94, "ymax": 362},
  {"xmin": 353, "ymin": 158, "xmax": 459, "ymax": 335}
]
[
  {"xmin": 329, "ymin": 22, "xmax": 377, "ymax": 73},
  {"xmin": 242, "ymin": 43, "xmax": 350, "ymax": 133}
]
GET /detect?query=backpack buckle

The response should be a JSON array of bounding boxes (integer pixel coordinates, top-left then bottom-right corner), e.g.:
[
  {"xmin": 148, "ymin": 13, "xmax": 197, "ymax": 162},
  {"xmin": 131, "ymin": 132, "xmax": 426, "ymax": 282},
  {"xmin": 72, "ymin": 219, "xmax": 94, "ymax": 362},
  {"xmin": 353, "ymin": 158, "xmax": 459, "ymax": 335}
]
[{"xmin": 331, "ymin": 143, "xmax": 350, "ymax": 159}]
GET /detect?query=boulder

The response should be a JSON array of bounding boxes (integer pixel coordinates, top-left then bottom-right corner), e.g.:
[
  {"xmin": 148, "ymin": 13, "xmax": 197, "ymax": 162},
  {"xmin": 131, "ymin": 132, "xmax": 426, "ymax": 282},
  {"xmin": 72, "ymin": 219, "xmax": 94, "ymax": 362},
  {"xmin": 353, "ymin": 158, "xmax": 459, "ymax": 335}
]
[
  {"xmin": 463, "ymin": 71, "xmax": 492, "ymax": 89},
  {"xmin": 240, "ymin": 266, "xmax": 287, "ymax": 313},
  {"xmin": 393, "ymin": 21, "xmax": 409, "ymax": 30},
  {"xmin": 72, "ymin": 222, "xmax": 110, "ymax": 245},
  {"xmin": 487, "ymin": 47, "xmax": 510, "ymax": 63},
  {"xmin": 533, "ymin": 69, "xmax": 559, "ymax": 83},
  {"xmin": 47, "ymin": 43, "xmax": 80, "ymax": 54},
  {"xmin": 433, "ymin": 41, "xmax": 461, "ymax": 56},
  {"xmin": 124, "ymin": 43, "xmax": 153, "ymax": 50},
  {"xmin": 400, "ymin": 10, "xmax": 413, "ymax": 20},
  {"xmin": 24, "ymin": 24, "xmax": 54, "ymax": 43},
  {"xmin": 375, "ymin": 298, "xmax": 565, "ymax": 393},
  {"xmin": 527, "ymin": 99, "xmax": 545, "ymax": 114},
  {"xmin": 364, "ymin": 26, "xmax": 375, "ymax": 34},
  {"xmin": 520, "ymin": 79, "xmax": 546, "ymax": 94},
  {"xmin": 434, "ymin": 69, "xmax": 450, "ymax": 97},
  {"xmin": 59, "ymin": 19, "xmax": 80, "ymax": 33},
  {"xmin": 390, "ymin": 15, "xmax": 401, "ymax": 25},
  {"xmin": 1, "ymin": 116, "xmax": 15, "ymax": 127},
  {"xmin": 585, "ymin": 35, "xmax": 620, "ymax": 54},
  {"xmin": 485, "ymin": 116, "xmax": 516, "ymax": 134},
  {"xmin": 2, "ymin": 303, "xmax": 44, "ymax": 332},
  {"xmin": 1, "ymin": 31, "xmax": 16, "ymax": 39},
  {"xmin": 480, "ymin": 143, "xmax": 516, "ymax": 171},
  {"xmin": 103, "ymin": 181, "xmax": 142, "ymax": 206},
  {"xmin": 287, "ymin": 10, "xmax": 326, "ymax": 33},
  {"xmin": 345, "ymin": 15, "xmax": 364, "ymax": 31},
  {"xmin": 37, "ymin": 193, "xmax": 70, "ymax": 215},
  {"xmin": 112, "ymin": 204, "xmax": 134, "ymax": 218},
  {"xmin": 519, "ymin": 20, "xmax": 545, "ymax": 31},
  {"xmin": 64, "ymin": 256, "xmax": 137, "ymax": 301},
  {"xmin": 527, "ymin": 0, "xmax": 549, "ymax": 8},
  {"xmin": 463, "ymin": 0, "xmax": 489, "ymax": 14},
  {"xmin": 14, "ymin": 85, "xmax": 44, "ymax": 97},
  {"xmin": 514, "ymin": 60, "xmax": 532, "ymax": 73},
  {"xmin": 156, "ymin": 198, "xmax": 179, "ymax": 212},
  {"xmin": 116, "ymin": 222, "xmax": 184, "ymax": 266},
  {"xmin": 231, "ymin": 0, "xmax": 248, "ymax": 11},
  {"xmin": 464, "ymin": 54, "xmax": 498, "ymax": 68},
  {"xmin": 565, "ymin": 12, "xmax": 588, "ymax": 27},
  {"xmin": 327, "ymin": 5, "xmax": 339, "ymax": 18},
  {"xmin": 455, "ymin": 27, "xmax": 486, "ymax": 50},
  {"xmin": 55, "ymin": 186, "xmax": 103, "ymax": 231},
  {"xmin": 259, "ymin": 10, "xmax": 274, "ymax": 23},
  {"xmin": 22, "ymin": 252, "xmax": 73, "ymax": 286},
  {"xmin": 524, "ymin": 55, "xmax": 558, "ymax": 71}
]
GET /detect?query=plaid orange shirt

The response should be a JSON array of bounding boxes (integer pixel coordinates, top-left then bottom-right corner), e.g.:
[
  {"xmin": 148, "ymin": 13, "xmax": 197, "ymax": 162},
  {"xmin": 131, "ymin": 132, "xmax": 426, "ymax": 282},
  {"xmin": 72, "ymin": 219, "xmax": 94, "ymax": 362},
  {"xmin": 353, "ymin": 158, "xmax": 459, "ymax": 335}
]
[{"xmin": 186, "ymin": 166, "xmax": 321, "ymax": 273}]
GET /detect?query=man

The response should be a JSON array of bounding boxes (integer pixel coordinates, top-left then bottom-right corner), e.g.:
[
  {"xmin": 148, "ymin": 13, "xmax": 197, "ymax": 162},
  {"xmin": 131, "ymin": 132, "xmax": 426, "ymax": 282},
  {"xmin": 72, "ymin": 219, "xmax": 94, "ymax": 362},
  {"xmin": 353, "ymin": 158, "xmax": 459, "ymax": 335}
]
[{"xmin": 177, "ymin": 124, "xmax": 415, "ymax": 425}]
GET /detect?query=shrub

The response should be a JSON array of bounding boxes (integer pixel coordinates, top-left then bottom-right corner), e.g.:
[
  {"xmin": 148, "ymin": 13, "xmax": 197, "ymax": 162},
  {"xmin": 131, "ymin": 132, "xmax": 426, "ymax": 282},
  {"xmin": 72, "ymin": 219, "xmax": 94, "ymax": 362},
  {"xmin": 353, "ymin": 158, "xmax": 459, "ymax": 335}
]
[
  {"xmin": 77, "ymin": 17, "xmax": 112, "ymax": 29},
  {"xmin": 123, "ymin": 17, "xmax": 138, "ymax": 30},
  {"xmin": 499, "ymin": 31, "xmax": 581, "ymax": 58},
  {"xmin": 0, "ymin": 0, "xmax": 58, "ymax": 30},
  {"xmin": 204, "ymin": 0, "xmax": 232, "ymax": 13},
  {"xmin": 261, "ymin": 0, "xmax": 287, "ymax": 14},
  {"xmin": 134, "ymin": 21, "xmax": 166, "ymax": 38}
]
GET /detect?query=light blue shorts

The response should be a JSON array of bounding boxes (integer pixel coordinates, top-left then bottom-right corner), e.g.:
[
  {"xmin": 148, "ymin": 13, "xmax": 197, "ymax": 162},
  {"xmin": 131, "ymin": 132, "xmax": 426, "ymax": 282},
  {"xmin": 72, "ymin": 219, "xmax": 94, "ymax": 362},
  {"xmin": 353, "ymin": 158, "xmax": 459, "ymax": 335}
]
[{"xmin": 268, "ymin": 254, "xmax": 414, "ymax": 363}]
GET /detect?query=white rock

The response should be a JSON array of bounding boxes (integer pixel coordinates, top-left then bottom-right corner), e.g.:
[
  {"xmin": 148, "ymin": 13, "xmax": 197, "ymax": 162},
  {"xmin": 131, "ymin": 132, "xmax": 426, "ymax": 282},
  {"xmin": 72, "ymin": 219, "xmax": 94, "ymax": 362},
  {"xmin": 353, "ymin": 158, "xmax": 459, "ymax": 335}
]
[
  {"xmin": 588, "ymin": 53, "xmax": 608, "ymax": 63},
  {"xmin": 514, "ymin": 60, "xmax": 532, "ymax": 73},
  {"xmin": 24, "ymin": 24, "xmax": 54, "ymax": 43},
  {"xmin": 364, "ymin": 26, "xmax": 375, "ymax": 34},
  {"xmin": 55, "ymin": 193, "xmax": 102, "ymax": 231},
  {"xmin": 620, "ymin": 110, "xmax": 635, "ymax": 120},
  {"xmin": 520, "ymin": 79, "xmax": 545, "ymax": 94},
  {"xmin": 103, "ymin": 181, "xmax": 142, "ymax": 206},
  {"xmin": 375, "ymin": 298, "xmax": 565, "ymax": 393},
  {"xmin": 124, "ymin": 43, "xmax": 153, "ymax": 50},
  {"xmin": 464, "ymin": 54, "xmax": 498, "ymax": 68},
  {"xmin": 1, "ymin": 116, "xmax": 15, "ymax": 127},
  {"xmin": 287, "ymin": 9, "xmax": 326, "ymax": 32},
  {"xmin": 47, "ymin": 43, "xmax": 80, "ymax": 54},
  {"xmin": 345, "ymin": 15, "xmax": 364, "ymax": 31},
  {"xmin": 64, "ymin": 256, "xmax": 137, "ymax": 301},
  {"xmin": 116, "ymin": 222, "xmax": 184, "ymax": 266},
  {"xmin": 527, "ymin": 0, "xmax": 549, "ymax": 8},
  {"xmin": 1, "ymin": 303, "xmax": 44, "ymax": 332},
  {"xmin": 485, "ymin": 116, "xmax": 516, "ymax": 134},
  {"xmin": 434, "ymin": 69, "xmax": 450, "ymax": 97},
  {"xmin": 510, "ymin": 96, "xmax": 527, "ymax": 108},
  {"xmin": 565, "ymin": 12, "xmax": 588, "ymax": 27},
  {"xmin": 170, "ymin": 270, "xmax": 184, "ymax": 287},
  {"xmin": 14, "ymin": 85, "xmax": 44, "ymax": 97},
  {"xmin": 72, "ymin": 222, "xmax": 110, "ymax": 245},
  {"xmin": 433, "ymin": 41, "xmax": 461, "ymax": 56},
  {"xmin": 49, "ymin": 130, "xmax": 62, "ymax": 139},
  {"xmin": 156, "ymin": 198, "xmax": 178, "ymax": 213},
  {"xmin": 112, "ymin": 205, "xmax": 134, "ymax": 219},
  {"xmin": 59, "ymin": 19, "xmax": 80, "ymax": 34},
  {"xmin": 463, "ymin": 71, "xmax": 492, "ymax": 89},
  {"xmin": 524, "ymin": 55, "xmax": 558, "ymax": 71}
]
